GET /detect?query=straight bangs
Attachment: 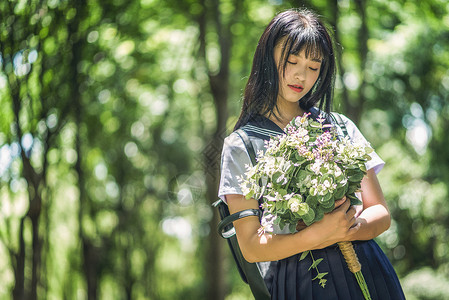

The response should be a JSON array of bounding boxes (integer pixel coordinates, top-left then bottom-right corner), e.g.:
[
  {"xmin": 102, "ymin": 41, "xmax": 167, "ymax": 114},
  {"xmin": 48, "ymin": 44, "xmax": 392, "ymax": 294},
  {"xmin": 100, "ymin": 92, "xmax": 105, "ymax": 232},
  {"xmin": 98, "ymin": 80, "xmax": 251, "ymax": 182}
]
[{"xmin": 279, "ymin": 28, "xmax": 330, "ymax": 75}]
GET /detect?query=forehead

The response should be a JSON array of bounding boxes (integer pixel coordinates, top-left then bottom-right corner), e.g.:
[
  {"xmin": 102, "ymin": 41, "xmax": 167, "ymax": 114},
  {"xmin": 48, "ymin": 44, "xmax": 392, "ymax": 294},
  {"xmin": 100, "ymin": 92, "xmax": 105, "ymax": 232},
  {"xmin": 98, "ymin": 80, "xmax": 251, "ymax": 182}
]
[{"xmin": 274, "ymin": 42, "xmax": 323, "ymax": 63}]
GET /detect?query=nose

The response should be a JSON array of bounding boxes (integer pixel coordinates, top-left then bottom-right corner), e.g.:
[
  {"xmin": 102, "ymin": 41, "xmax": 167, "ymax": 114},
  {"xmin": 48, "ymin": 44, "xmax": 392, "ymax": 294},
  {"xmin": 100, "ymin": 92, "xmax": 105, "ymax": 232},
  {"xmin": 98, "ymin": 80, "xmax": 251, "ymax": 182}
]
[{"xmin": 294, "ymin": 66, "xmax": 306, "ymax": 82}]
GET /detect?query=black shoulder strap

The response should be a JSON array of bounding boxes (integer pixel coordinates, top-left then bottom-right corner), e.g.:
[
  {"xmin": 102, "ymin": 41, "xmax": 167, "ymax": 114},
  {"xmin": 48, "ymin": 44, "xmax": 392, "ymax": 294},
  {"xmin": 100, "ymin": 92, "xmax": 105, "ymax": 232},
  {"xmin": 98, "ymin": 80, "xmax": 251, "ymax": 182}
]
[
  {"xmin": 214, "ymin": 129, "xmax": 271, "ymax": 299},
  {"xmin": 217, "ymin": 208, "xmax": 261, "ymax": 238},
  {"xmin": 215, "ymin": 129, "xmax": 261, "ymax": 240},
  {"xmin": 235, "ymin": 128, "xmax": 257, "ymax": 165},
  {"xmin": 330, "ymin": 112, "xmax": 348, "ymax": 138}
]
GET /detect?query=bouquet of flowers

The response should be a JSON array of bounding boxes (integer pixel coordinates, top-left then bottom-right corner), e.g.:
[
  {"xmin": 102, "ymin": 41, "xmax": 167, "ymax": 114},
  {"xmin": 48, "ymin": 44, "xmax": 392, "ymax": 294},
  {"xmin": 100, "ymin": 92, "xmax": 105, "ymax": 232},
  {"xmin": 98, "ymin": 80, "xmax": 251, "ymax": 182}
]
[{"xmin": 239, "ymin": 113, "xmax": 373, "ymax": 300}]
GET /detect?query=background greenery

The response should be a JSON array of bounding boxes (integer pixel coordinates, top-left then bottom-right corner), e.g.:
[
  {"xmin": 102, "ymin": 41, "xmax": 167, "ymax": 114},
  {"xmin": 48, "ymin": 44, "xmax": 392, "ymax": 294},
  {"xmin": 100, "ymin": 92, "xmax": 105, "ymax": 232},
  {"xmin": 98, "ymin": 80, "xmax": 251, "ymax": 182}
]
[{"xmin": 0, "ymin": 0, "xmax": 448, "ymax": 299}]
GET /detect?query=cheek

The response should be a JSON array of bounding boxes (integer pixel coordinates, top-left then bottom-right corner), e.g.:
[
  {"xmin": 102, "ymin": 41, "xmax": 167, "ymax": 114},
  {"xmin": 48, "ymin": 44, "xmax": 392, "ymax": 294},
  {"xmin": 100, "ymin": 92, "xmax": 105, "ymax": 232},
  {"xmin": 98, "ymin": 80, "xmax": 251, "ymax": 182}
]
[
  {"xmin": 309, "ymin": 73, "xmax": 320, "ymax": 86},
  {"xmin": 278, "ymin": 71, "xmax": 288, "ymax": 86}
]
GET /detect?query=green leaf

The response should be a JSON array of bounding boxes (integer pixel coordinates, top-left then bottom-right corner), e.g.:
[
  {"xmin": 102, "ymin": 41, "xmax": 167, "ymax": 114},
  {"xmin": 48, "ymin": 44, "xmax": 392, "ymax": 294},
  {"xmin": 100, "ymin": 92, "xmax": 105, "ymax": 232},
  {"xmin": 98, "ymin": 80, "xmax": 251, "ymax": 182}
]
[
  {"xmin": 320, "ymin": 199, "xmax": 334, "ymax": 209},
  {"xmin": 306, "ymin": 194, "xmax": 318, "ymax": 207},
  {"xmin": 297, "ymin": 170, "xmax": 308, "ymax": 181},
  {"xmin": 321, "ymin": 204, "xmax": 334, "ymax": 213},
  {"xmin": 295, "ymin": 202, "xmax": 309, "ymax": 216},
  {"xmin": 347, "ymin": 184, "xmax": 360, "ymax": 194},
  {"xmin": 279, "ymin": 219, "xmax": 286, "ymax": 229},
  {"xmin": 278, "ymin": 188, "xmax": 287, "ymax": 196},
  {"xmin": 294, "ymin": 152, "xmax": 307, "ymax": 164},
  {"xmin": 348, "ymin": 173, "xmax": 364, "ymax": 183},
  {"xmin": 350, "ymin": 197, "xmax": 362, "ymax": 206},
  {"xmin": 333, "ymin": 186, "xmax": 346, "ymax": 200},
  {"xmin": 312, "ymin": 272, "xmax": 328, "ymax": 280},
  {"xmin": 289, "ymin": 223, "xmax": 296, "ymax": 233},
  {"xmin": 319, "ymin": 278, "xmax": 327, "ymax": 288},
  {"xmin": 245, "ymin": 190, "xmax": 254, "ymax": 199},
  {"xmin": 360, "ymin": 164, "xmax": 367, "ymax": 172},
  {"xmin": 308, "ymin": 258, "xmax": 323, "ymax": 271},
  {"xmin": 314, "ymin": 209, "xmax": 324, "ymax": 223},
  {"xmin": 299, "ymin": 251, "xmax": 310, "ymax": 261},
  {"xmin": 276, "ymin": 201, "xmax": 284, "ymax": 211},
  {"xmin": 272, "ymin": 171, "xmax": 282, "ymax": 183}
]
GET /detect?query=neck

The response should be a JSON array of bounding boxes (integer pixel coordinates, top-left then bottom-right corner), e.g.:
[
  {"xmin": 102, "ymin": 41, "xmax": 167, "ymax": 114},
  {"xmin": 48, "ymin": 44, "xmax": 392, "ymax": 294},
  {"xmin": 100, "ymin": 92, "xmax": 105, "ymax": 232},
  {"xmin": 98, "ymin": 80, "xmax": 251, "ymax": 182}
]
[{"xmin": 268, "ymin": 102, "xmax": 305, "ymax": 130}]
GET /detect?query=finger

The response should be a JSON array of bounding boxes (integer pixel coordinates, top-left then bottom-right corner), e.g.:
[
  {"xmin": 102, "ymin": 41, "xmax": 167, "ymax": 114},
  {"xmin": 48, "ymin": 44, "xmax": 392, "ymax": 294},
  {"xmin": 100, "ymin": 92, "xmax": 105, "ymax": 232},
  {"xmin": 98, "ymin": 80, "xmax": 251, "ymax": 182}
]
[
  {"xmin": 334, "ymin": 196, "xmax": 347, "ymax": 208},
  {"xmin": 346, "ymin": 206, "xmax": 356, "ymax": 219},
  {"xmin": 348, "ymin": 222, "xmax": 361, "ymax": 234},
  {"xmin": 348, "ymin": 216, "xmax": 356, "ymax": 227},
  {"xmin": 334, "ymin": 198, "xmax": 350, "ymax": 213}
]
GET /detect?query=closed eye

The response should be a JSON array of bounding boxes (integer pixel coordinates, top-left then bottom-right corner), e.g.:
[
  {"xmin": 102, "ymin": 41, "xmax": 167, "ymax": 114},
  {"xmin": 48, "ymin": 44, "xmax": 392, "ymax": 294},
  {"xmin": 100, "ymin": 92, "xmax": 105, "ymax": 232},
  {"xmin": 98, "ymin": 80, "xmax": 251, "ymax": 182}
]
[
  {"xmin": 287, "ymin": 61, "xmax": 297, "ymax": 65},
  {"xmin": 309, "ymin": 67, "xmax": 319, "ymax": 71}
]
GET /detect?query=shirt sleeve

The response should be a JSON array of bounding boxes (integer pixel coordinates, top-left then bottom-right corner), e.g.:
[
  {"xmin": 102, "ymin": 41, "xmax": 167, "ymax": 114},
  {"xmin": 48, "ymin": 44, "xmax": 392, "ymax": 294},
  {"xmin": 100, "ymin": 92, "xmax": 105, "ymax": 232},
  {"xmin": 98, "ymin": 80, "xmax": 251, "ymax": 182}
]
[
  {"xmin": 218, "ymin": 132, "xmax": 253, "ymax": 203},
  {"xmin": 339, "ymin": 114, "xmax": 385, "ymax": 174}
]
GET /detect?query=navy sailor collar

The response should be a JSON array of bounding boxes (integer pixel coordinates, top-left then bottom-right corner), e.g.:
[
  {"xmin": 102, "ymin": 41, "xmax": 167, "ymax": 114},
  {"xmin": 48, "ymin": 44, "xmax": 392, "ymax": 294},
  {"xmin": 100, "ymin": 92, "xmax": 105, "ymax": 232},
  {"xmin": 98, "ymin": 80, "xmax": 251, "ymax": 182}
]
[{"xmin": 239, "ymin": 107, "xmax": 330, "ymax": 141}]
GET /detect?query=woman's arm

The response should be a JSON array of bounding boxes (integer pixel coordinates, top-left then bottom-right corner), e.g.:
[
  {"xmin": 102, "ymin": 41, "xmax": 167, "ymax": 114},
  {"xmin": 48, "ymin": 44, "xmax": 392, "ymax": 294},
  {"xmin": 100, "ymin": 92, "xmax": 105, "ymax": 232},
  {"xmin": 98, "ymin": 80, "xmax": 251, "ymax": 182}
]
[
  {"xmin": 311, "ymin": 169, "xmax": 391, "ymax": 249},
  {"xmin": 227, "ymin": 194, "xmax": 360, "ymax": 263},
  {"xmin": 342, "ymin": 168, "xmax": 391, "ymax": 242}
]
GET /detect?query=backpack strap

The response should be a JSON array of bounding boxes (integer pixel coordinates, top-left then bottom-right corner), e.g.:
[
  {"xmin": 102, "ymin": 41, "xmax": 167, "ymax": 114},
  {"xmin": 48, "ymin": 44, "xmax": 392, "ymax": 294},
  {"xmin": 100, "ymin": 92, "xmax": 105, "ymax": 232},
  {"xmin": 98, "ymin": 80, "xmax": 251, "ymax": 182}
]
[
  {"xmin": 216, "ymin": 208, "xmax": 261, "ymax": 238},
  {"xmin": 216, "ymin": 128, "xmax": 262, "ymax": 240},
  {"xmin": 330, "ymin": 112, "xmax": 349, "ymax": 139},
  {"xmin": 214, "ymin": 127, "xmax": 272, "ymax": 300},
  {"xmin": 235, "ymin": 128, "xmax": 257, "ymax": 165}
]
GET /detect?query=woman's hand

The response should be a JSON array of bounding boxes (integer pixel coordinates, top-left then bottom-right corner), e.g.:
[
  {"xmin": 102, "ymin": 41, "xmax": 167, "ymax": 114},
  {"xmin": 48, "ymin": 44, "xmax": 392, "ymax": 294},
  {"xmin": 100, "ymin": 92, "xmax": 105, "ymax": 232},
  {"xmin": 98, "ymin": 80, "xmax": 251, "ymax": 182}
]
[
  {"xmin": 307, "ymin": 197, "xmax": 361, "ymax": 249},
  {"xmin": 333, "ymin": 196, "xmax": 347, "ymax": 209},
  {"xmin": 296, "ymin": 196, "xmax": 348, "ymax": 232}
]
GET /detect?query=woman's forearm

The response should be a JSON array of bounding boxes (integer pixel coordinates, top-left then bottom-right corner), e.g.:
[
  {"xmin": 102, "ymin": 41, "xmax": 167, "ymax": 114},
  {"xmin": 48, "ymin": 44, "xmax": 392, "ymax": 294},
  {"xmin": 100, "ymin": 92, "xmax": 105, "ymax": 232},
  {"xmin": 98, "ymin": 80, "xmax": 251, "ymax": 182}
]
[
  {"xmin": 345, "ymin": 204, "xmax": 391, "ymax": 241},
  {"xmin": 227, "ymin": 194, "xmax": 323, "ymax": 262},
  {"xmin": 233, "ymin": 199, "xmax": 359, "ymax": 262},
  {"xmin": 234, "ymin": 217, "xmax": 323, "ymax": 263}
]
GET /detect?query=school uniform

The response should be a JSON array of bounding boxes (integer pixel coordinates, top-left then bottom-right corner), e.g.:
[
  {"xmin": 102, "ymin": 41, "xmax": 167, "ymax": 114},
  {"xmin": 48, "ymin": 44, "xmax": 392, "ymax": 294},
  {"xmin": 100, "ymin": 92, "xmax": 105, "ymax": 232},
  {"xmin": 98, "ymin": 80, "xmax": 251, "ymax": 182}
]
[{"xmin": 218, "ymin": 109, "xmax": 406, "ymax": 299}]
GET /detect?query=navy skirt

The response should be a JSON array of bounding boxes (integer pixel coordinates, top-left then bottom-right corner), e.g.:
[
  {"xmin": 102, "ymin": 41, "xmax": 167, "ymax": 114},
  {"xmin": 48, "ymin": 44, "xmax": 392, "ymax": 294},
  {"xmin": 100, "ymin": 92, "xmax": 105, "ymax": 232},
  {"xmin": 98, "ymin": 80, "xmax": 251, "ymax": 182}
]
[{"xmin": 267, "ymin": 240, "xmax": 405, "ymax": 300}]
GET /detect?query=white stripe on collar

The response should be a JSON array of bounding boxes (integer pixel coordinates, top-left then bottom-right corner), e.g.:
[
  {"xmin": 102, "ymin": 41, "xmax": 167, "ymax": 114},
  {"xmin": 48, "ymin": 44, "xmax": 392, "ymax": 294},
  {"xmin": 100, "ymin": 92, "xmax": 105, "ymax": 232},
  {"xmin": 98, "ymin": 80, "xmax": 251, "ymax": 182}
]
[{"xmin": 241, "ymin": 125, "xmax": 283, "ymax": 136}]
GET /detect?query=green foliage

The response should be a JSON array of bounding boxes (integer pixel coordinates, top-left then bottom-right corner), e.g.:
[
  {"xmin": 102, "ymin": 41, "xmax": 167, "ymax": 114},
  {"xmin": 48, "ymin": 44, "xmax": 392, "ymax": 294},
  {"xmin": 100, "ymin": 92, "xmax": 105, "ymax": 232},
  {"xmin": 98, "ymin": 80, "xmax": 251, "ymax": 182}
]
[
  {"xmin": 241, "ymin": 115, "xmax": 370, "ymax": 229},
  {"xmin": 300, "ymin": 250, "xmax": 328, "ymax": 288}
]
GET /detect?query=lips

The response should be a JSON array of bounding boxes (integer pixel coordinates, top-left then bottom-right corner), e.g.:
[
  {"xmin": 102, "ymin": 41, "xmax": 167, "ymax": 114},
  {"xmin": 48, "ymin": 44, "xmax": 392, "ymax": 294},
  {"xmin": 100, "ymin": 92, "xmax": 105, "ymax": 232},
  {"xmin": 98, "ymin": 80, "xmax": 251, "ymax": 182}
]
[{"xmin": 288, "ymin": 84, "xmax": 304, "ymax": 93}]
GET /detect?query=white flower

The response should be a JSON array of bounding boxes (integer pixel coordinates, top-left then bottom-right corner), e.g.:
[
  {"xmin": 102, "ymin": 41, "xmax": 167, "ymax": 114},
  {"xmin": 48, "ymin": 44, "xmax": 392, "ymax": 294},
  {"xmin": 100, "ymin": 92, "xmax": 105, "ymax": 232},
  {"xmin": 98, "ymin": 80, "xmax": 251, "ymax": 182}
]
[
  {"xmin": 290, "ymin": 201, "xmax": 300, "ymax": 212},
  {"xmin": 258, "ymin": 213, "xmax": 276, "ymax": 235},
  {"xmin": 283, "ymin": 193, "xmax": 295, "ymax": 201},
  {"xmin": 261, "ymin": 202, "xmax": 273, "ymax": 210},
  {"xmin": 288, "ymin": 195, "xmax": 302, "ymax": 212},
  {"xmin": 310, "ymin": 160, "xmax": 322, "ymax": 174},
  {"xmin": 334, "ymin": 166, "xmax": 342, "ymax": 177}
]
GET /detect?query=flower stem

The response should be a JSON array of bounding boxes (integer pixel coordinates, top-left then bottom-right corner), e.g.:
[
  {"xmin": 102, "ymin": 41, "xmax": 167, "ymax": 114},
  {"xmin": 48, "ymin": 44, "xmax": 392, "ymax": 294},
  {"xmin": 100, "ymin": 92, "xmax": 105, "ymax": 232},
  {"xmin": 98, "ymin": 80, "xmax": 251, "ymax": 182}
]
[{"xmin": 337, "ymin": 241, "xmax": 372, "ymax": 300}]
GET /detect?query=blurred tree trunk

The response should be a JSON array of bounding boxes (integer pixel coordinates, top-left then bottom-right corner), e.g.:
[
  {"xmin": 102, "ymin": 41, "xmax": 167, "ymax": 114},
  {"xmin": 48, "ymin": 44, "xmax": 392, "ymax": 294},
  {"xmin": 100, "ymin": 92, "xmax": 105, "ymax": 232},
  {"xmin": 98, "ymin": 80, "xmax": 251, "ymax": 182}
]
[
  {"xmin": 67, "ymin": 1, "xmax": 101, "ymax": 299},
  {"xmin": 328, "ymin": 0, "xmax": 350, "ymax": 116},
  {"xmin": 328, "ymin": 0, "xmax": 368, "ymax": 124},
  {"xmin": 1, "ymin": 2, "xmax": 48, "ymax": 299},
  {"xmin": 352, "ymin": 0, "xmax": 369, "ymax": 123},
  {"xmin": 197, "ymin": 0, "xmax": 237, "ymax": 298}
]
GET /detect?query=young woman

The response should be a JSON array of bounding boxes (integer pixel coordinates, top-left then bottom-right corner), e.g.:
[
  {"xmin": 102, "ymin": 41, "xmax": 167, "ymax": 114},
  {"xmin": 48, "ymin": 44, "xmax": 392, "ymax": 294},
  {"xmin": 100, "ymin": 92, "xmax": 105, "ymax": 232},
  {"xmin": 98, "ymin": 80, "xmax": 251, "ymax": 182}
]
[{"xmin": 218, "ymin": 8, "xmax": 405, "ymax": 299}]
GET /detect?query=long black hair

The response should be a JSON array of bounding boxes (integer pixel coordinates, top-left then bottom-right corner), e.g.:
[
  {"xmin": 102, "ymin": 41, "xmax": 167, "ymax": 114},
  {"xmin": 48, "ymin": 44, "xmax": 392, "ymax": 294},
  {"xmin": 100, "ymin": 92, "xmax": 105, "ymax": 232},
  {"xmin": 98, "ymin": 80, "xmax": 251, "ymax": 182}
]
[{"xmin": 234, "ymin": 8, "xmax": 336, "ymax": 130}]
